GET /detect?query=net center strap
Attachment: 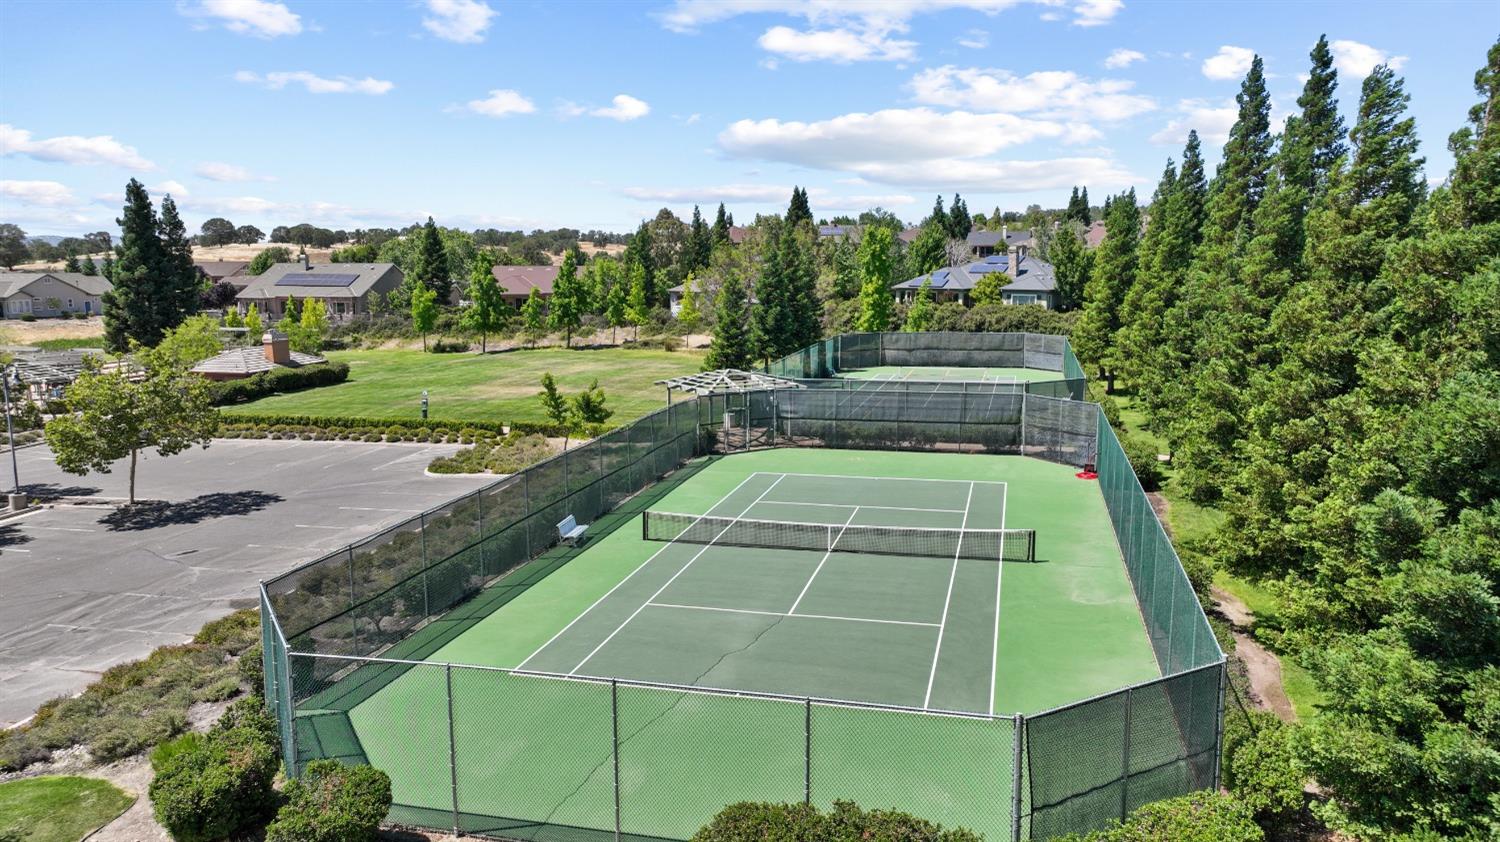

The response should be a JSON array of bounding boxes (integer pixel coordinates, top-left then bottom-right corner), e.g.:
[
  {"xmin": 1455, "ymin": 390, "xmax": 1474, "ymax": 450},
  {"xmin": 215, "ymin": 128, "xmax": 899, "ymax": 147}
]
[{"xmin": 643, "ymin": 510, "xmax": 1036, "ymax": 562}]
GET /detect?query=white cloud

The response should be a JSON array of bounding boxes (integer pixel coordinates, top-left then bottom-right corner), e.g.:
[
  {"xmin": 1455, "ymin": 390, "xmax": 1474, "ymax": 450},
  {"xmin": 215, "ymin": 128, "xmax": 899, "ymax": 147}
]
[
  {"xmin": 234, "ymin": 70, "xmax": 394, "ymax": 95},
  {"xmin": 590, "ymin": 94, "xmax": 651, "ymax": 121},
  {"xmin": 1329, "ymin": 39, "xmax": 1408, "ymax": 80},
  {"xmin": 909, "ymin": 66, "xmax": 1156, "ymax": 122},
  {"xmin": 758, "ymin": 25, "xmax": 915, "ymax": 63},
  {"xmin": 0, "ymin": 180, "xmax": 79, "ymax": 207},
  {"xmin": 0, "ymin": 124, "xmax": 155, "ymax": 170},
  {"xmin": 195, "ymin": 161, "xmax": 273, "ymax": 182},
  {"xmin": 181, "ymin": 0, "xmax": 302, "ymax": 38},
  {"xmin": 848, "ymin": 157, "xmax": 1136, "ymax": 193},
  {"xmin": 1072, "ymin": 0, "xmax": 1123, "ymax": 27},
  {"xmin": 421, "ymin": 0, "xmax": 496, "ymax": 44},
  {"xmin": 153, "ymin": 180, "xmax": 189, "ymax": 197},
  {"xmin": 1104, "ymin": 48, "xmax": 1145, "ymax": 69},
  {"xmin": 465, "ymin": 89, "xmax": 536, "ymax": 117},
  {"xmin": 957, "ymin": 29, "xmax": 989, "ymax": 49},
  {"xmin": 1150, "ymin": 98, "xmax": 1237, "ymax": 146},
  {"xmin": 623, "ymin": 184, "xmax": 792, "ymax": 203},
  {"xmin": 1202, "ymin": 45, "xmax": 1255, "ymax": 81}
]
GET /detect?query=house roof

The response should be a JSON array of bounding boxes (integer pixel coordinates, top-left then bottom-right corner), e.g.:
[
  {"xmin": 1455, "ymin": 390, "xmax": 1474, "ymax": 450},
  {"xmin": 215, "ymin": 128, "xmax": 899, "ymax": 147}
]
[
  {"xmin": 1084, "ymin": 220, "xmax": 1108, "ymax": 248},
  {"xmin": 898, "ymin": 227, "xmax": 921, "ymax": 243},
  {"xmin": 197, "ymin": 260, "xmax": 250, "ymax": 281},
  {"xmin": 818, "ymin": 224, "xmax": 855, "ymax": 238},
  {"xmin": 966, "ymin": 229, "xmax": 1034, "ymax": 248},
  {"xmin": 191, "ymin": 346, "xmax": 328, "ymax": 376},
  {"xmin": 0, "ymin": 271, "xmax": 113, "ymax": 298},
  {"xmin": 491, "ymin": 265, "xmax": 558, "ymax": 297},
  {"xmin": 728, "ymin": 226, "xmax": 749, "ymax": 244},
  {"xmin": 892, "ymin": 252, "xmax": 1056, "ymax": 294},
  {"xmin": 236, "ymin": 262, "xmax": 401, "ymax": 300}
]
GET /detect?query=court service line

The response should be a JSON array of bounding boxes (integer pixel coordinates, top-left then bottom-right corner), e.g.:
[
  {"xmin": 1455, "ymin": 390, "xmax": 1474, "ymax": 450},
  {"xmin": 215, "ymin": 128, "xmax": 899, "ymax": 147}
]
[
  {"xmin": 647, "ymin": 602, "xmax": 940, "ymax": 628},
  {"xmin": 923, "ymin": 480, "xmax": 974, "ymax": 710},
  {"xmin": 567, "ymin": 474, "xmax": 788, "ymax": 675},
  {"xmin": 755, "ymin": 500, "xmax": 966, "ymax": 514},
  {"xmin": 787, "ymin": 507, "xmax": 859, "ymax": 615},
  {"xmin": 990, "ymin": 482, "xmax": 1008, "ymax": 717},
  {"xmin": 774, "ymin": 472, "xmax": 1007, "ymax": 487},
  {"xmin": 514, "ymin": 471, "xmax": 763, "ymax": 672}
]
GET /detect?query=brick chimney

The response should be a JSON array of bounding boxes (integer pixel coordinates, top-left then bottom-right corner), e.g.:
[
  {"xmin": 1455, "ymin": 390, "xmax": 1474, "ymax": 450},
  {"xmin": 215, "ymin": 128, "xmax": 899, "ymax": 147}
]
[
  {"xmin": 263, "ymin": 330, "xmax": 290, "ymax": 365},
  {"xmin": 1008, "ymin": 246, "xmax": 1022, "ymax": 278}
]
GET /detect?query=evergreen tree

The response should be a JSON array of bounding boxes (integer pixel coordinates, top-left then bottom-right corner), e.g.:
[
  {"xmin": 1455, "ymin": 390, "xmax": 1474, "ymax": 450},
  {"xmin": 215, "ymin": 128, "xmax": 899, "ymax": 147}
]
[
  {"xmin": 64, "ymin": 254, "xmax": 81, "ymax": 273},
  {"xmin": 103, "ymin": 179, "xmax": 172, "ymax": 352},
  {"xmin": 156, "ymin": 195, "xmax": 200, "ymax": 322},
  {"xmin": 1079, "ymin": 187, "xmax": 1091, "ymax": 223},
  {"xmin": 751, "ymin": 225, "xmax": 819, "ymax": 363},
  {"xmin": 521, "ymin": 287, "xmax": 546, "ymax": 346},
  {"xmin": 902, "ymin": 278, "xmax": 935, "ymax": 332},
  {"xmin": 855, "ymin": 226, "xmax": 897, "ymax": 331},
  {"xmin": 906, "ymin": 223, "xmax": 948, "ymax": 276},
  {"xmin": 462, "ymin": 249, "xmax": 506, "ymax": 352},
  {"xmin": 80, "ymin": 255, "xmax": 97, "ymax": 276},
  {"xmin": 549, "ymin": 249, "xmax": 583, "ymax": 347},
  {"xmin": 947, "ymin": 194, "xmax": 971, "ymax": 239},
  {"xmin": 687, "ymin": 205, "xmax": 712, "ymax": 270},
  {"xmin": 282, "ymin": 294, "xmax": 301, "ymax": 324},
  {"xmin": 1070, "ymin": 189, "xmax": 1141, "ymax": 391},
  {"xmin": 1114, "ymin": 160, "xmax": 1178, "ymax": 385},
  {"xmin": 100, "ymin": 254, "xmax": 114, "ymax": 282},
  {"xmin": 1065, "ymin": 187, "xmax": 1082, "ymax": 222},
  {"xmin": 605, "ymin": 276, "xmax": 628, "ymax": 344},
  {"xmin": 622, "ymin": 222, "xmax": 657, "ymax": 306},
  {"xmin": 408, "ymin": 217, "xmax": 452, "ymax": 304},
  {"xmin": 786, "ymin": 187, "xmax": 812, "ymax": 228},
  {"xmin": 712, "ymin": 203, "xmax": 732, "ymax": 248},
  {"xmin": 927, "ymin": 195, "xmax": 946, "ymax": 228},
  {"xmin": 705, "ymin": 271, "xmax": 752, "ymax": 371}
]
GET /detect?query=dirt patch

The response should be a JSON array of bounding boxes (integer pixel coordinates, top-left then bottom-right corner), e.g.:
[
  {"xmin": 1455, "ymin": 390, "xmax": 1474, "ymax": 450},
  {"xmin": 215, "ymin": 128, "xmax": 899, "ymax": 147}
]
[{"xmin": 1, "ymin": 316, "xmax": 106, "ymax": 343}]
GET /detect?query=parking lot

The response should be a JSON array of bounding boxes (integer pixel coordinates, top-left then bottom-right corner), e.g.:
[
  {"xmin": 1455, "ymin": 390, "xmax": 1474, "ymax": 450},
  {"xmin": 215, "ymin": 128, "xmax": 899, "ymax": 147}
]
[{"xmin": 0, "ymin": 439, "xmax": 493, "ymax": 727}]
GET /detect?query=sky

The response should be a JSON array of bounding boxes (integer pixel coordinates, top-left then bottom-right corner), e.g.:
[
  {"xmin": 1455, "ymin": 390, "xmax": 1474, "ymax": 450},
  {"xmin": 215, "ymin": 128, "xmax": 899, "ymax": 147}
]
[{"xmin": 1, "ymin": 0, "xmax": 1496, "ymax": 239}]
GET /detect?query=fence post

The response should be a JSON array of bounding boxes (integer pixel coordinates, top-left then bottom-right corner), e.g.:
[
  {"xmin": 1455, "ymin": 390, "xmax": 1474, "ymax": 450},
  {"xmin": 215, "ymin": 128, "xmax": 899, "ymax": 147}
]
[
  {"xmin": 1214, "ymin": 661, "xmax": 1227, "ymax": 791},
  {"xmin": 419, "ymin": 515, "xmax": 430, "ymax": 620},
  {"xmin": 612, "ymin": 680, "xmax": 622, "ymax": 842},
  {"xmin": 1011, "ymin": 713, "xmax": 1023, "ymax": 842},
  {"xmin": 348, "ymin": 551, "xmax": 359, "ymax": 654},
  {"xmin": 446, "ymin": 664, "xmax": 459, "ymax": 835},
  {"xmin": 804, "ymin": 699, "xmax": 812, "ymax": 806},
  {"xmin": 1120, "ymin": 687, "xmax": 1133, "ymax": 822},
  {"xmin": 284, "ymin": 649, "xmax": 298, "ymax": 778}
]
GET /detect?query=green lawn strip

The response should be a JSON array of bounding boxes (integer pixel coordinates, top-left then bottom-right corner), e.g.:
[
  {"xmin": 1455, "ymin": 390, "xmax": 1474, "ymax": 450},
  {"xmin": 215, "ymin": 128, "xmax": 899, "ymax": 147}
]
[
  {"xmin": 0, "ymin": 776, "xmax": 135, "ymax": 842},
  {"xmin": 24, "ymin": 337, "xmax": 106, "ymax": 351},
  {"xmin": 228, "ymin": 347, "xmax": 705, "ymax": 424}
]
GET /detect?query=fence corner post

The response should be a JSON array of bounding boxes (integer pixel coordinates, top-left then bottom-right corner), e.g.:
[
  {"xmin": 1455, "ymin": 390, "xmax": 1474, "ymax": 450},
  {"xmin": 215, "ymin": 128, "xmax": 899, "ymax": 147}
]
[
  {"xmin": 1121, "ymin": 687, "xmax": 1133, "ymax": 822},
  {"xmin": 446, "ymin": 663, "xmax": 459, "ymax": 836},
  {"xmin": 1011, "ymin": 712, "xmax": 1024, "ymax": 842}
]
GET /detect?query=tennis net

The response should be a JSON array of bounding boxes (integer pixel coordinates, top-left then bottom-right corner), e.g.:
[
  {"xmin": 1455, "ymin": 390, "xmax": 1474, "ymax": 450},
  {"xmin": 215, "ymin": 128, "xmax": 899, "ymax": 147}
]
[{"xmin": 642, "ymin": 510, "xmax": 1036, "ymax": 561}]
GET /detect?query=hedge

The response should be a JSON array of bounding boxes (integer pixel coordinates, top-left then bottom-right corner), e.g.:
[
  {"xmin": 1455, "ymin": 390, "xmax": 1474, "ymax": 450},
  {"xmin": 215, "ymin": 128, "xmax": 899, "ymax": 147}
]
[
  {"xmin": 692, "ymin": 801, "xmax": 981, "ymax": 842},
  {"xmin": 148, "ymin": 724, "xmax": 280, "ymax": 842},
  {"xmin": 265, "ymin": 760, "xmax": 392, "ymax": 842},
  {"xmin": 210, "ymin": 361, "xmax": 350, "ymax": 406},
  {"xmin": 220, "ymin": 412, "xmax": 595, "ymax": 439},
  {"xmin": 1051, "ymin": 792, "xmax": 1263, "ymax": 842}
]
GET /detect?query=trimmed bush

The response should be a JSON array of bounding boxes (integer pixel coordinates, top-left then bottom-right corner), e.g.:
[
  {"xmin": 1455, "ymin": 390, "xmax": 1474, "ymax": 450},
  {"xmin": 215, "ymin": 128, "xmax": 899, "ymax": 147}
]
[
  {"xmin": 1053, "ymin": 792, "xmax": 1263, "ymax": 842},
  {"xmin": 692, "ymin": 800, "xmax": 980, "ymax": 842},
  {"xmin": 209, "ymin": 361, "xmax": 350, "ymax": 406},
  {"xmin": 265, "ymin": 760, "xmax": 392, "ymax": 842},
  {"xmin": 149, "ymin": 725, "xmax": 280, "ymax": 842},
  {"xmin": 150, "ymin": 732, "xmax": 206, "ymax": 773},
  {"xmin": 214, "ymin": 696, "xmax": 279, "ymax": 751},
  {"xmin": 1221, "ymin": 711, "xmax": 1304, "ymax": 826}
]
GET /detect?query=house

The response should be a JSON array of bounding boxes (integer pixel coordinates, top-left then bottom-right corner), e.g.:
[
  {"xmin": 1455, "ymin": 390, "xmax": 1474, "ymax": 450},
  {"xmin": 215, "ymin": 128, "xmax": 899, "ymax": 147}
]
[
  {"xmin": 234, "ymin": 256, "xmax": 403, "ymax": 320},
  {"xmin": 727, "ymin": 226, "xmax": 749, "ymax": 245},
  {"xmin": 817, "ymin": 224, "xmax": 856, "ymax": 239},
  {"xmin": 966, "ymin": 227, "xmax": 1034, "ymax": 257},
  {"xmin": 891, "ymin": 247, "xmax": 1059, "ymax": 309},
  {"xmin": 898, "ymin": 227, "xmax": 922, "ymax": 244},
  {"xmin": 0, "ymin": 271, "xmax": 111, "ymax": 319},
  {"xmin": 196, "ymin": 260, "xmax": 251, "ymax": 289},
  {"xmin": 491, "ymin": 265, "xmax": 558, "ymax": 310},
  {"xmin": 1083, "ymin": 220, "xmax": 1108, "ymax": 249},
  {"xmin": 191, "ymin": 330, "xmax": 327, "ymax": 381}
]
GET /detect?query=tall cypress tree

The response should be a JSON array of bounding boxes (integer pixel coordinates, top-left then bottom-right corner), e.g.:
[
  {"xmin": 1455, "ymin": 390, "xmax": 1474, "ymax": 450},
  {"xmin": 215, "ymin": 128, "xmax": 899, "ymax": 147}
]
[
  {"xmin": 712, "ymin": 203, "xmax": 732, "ymax": 248},
  {"xmin": 705, "ymin": 271, "xmax": 752, "ymax": 370},
  {"xmin": 1071, "ymin": 190, "xmax": 1140, "ymax": 391},
  {"xmin": 622, "ymin": 221, "xmax": 657, "ymax": 305},
  {"xmin": 1115, "ymin": 161, "xmax": 1178, "ymax": 386},
  {"xmin": 947, "ymin": 194, "xmax": 971, "ymax": 239},
  {"xmin": 1047, "ymin": 222, "xmax": 1092, "ymax": 312},
  {"xmin": 786, "ymin": 187, "xmax": 812, "ymax": 228},
  {"xmin": 408, "ymin": 217, "xmax": 451, "ymax": 303},
  {"xmin": 687, "ymin": 205, "xmax": 712, "ymax": 270},
  {"xmin": 156, "ymin": 195, "xmax": 200, "ymax": 323},
  {"xmin": 1078, "ymin": 187, "xmax": 1092, "ymax": 224},
  {"xmin": 103, "ymin": 180, "xmax": 166, "ymax": 352}
]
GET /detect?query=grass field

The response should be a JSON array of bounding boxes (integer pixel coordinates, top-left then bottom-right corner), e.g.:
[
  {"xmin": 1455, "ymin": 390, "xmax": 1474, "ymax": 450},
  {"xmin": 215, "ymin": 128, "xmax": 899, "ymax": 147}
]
[
  {"xmin": 229, "ymin": 347, "xmax": 706, "ymax": 424},
  {"xmin": 292, "ymin": 448, "xmax": 1159, "ymax": 841},
  {"xmin": 0, "ymin": 776, "xmax": 134, "ymax": 842}
]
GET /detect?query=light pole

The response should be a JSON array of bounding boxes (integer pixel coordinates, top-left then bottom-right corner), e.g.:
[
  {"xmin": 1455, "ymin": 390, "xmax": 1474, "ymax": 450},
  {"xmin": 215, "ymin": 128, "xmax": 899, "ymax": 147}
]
[{"xmin": 2, "ymin": 365, "xmax": 21, "ymax": 504}]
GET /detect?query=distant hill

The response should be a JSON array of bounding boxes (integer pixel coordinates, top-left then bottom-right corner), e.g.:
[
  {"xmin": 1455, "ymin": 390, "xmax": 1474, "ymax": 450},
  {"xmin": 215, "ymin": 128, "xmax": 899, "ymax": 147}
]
[{"xmin": 24, "ymin": 235, "xmax": 65, "ymax": 246}]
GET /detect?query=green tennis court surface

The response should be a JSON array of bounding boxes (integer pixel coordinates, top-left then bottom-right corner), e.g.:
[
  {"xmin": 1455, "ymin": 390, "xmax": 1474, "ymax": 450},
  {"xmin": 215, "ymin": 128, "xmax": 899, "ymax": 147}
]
[
  {"xmin": 304, "ymin": 449, "xmax": 1158, "ymax": 841},
  {"xmin": 838, "ymin": 365, "xmax": 1066, "ymax": 383}
]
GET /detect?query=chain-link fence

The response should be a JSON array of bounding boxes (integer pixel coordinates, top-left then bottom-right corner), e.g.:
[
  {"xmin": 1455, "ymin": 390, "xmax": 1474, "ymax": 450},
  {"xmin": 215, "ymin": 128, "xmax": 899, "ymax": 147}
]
[
  {"xmin": 767, "ymin": 332, "xmax": 1086, "ymax": 402},
  {"xmin": 263, "ymin": 377, "xmax": 1223, "ymax": 841}
]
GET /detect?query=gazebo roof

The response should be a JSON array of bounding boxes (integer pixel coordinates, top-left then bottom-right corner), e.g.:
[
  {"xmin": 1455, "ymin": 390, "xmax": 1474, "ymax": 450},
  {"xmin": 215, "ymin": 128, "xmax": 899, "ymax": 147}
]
[{"xmin": 654, "ymin": 369, "xmax": 804, "ymax": 395}]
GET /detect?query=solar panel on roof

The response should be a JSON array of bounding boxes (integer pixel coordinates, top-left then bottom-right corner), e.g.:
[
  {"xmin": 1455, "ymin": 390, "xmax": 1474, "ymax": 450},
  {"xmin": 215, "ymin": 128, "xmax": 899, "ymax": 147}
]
[{"xmin": 275, "ymin": 273, "xmax": 360, "ymax": 287}]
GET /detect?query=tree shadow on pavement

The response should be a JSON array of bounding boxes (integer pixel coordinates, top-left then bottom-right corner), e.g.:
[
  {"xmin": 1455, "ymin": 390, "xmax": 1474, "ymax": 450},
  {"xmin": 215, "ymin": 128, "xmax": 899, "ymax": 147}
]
[
  {"xmin": 100, "ymin": 490, "xmax": 285, "ymax": 531},
  {"xmin": 19, "ymin": 482, "xmax": 105, "ymax": 500},
  {"xmin": 0, "ymin": 524, "xmax": 32, "ymax": 547}
]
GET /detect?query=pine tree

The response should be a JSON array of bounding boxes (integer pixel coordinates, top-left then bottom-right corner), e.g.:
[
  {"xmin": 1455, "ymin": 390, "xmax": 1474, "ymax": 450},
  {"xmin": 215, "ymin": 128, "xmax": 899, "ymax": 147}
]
[
  {"xmin": 622, "ymin": 222, "xmax": 657, "ymax": 306},
  {"xmin": 1048, "ymin": 222, "xmax": 1093, "ymax": 312},
  {"xmin": 409, "ymin": 217, "xmax": 452, "ymax": 304},
  {"xmin": 786, "ymin": 187, "xmax": 812, "ymax": 228},
  {"xmin": 712, "ymin": 203, "xmax": 732, "ymax": 248},
  {"xmin": 902, "ymin": 278, "xmax": 935, "ymax": 332},
  {"xmin": 927, "ymin": 195, "xmax": 946, "ymax": 228},
  {"xmin": 100, "ymin": 254, "xmax": 114, "ymax": 282},
  {"xmin": 80, "ymin": 255, "xmax": 97, "ymax": 276},
  {"xmin": 1115, "ymin": 160, "xmax": 1178, "ymax": 385},
  {"xmin": 521, "ymin": 287, "xmax": 546, "ymax": 346},
  {"xmin": 103, "ymin": 179, "xmax": 170, "ymax": 352},
  {"xmin": 64, "ymin": 254, "xmax": 81, "ymax": 272},
  {"xmin": 856, "ymin": 226, "xmax": 896, "ymax": 331},
  {"xmin": 549, "ymin": 249, "xmax": 583, "ymax": 347},
  {"xmin": 829, "ymin": 235, "xmax": 859, "ymax": 299},
  {"xmin": 1071, "ymin": 190, "xmax": 1141, "ymax": 391},
  {"xmin": 156, "ymin": 195, "xmax": 200, "ymax": 323},
  {"xmin": 947, "ymin": 194, "xmax": 971, "ymax": 239},
  {"xmin": 1065, "ymin": 187, "xmax": 1083, "ymax": 222},
  {"xmin": 687, "ymin": 205, "xmax": 712, "ymax": 270},
  {"xmin": 705, "ymin": 271, "xmax": 752, "ymax": 371},
  {"xmin": 1078, "ymin": 187, "xmax": 1092, "ymax": 224}
]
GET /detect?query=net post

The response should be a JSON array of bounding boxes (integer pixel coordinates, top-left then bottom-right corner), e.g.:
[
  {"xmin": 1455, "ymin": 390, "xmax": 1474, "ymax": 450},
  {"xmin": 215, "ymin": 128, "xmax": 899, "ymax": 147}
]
[
  {"xmin": 612, "ymin": 679, "xmax": 622, "ymax": 842},
  {"xmin": 642, "ymin": 512, "xmax": 648, "ymax": 541},
  {"xmin": 1120, "ymin": 686, "xmax": 1133, "ymax": 822},
  {"xmin": 1011, "ymin": 712, "xmax": 1023, "ymax": 842},
  {"xmin": 445, "ymin": 663, "xmax": 459, "ymax": 836},
  {"xmin": 804, "ymin": 698, "xmax": 812, "ymax": 806}
]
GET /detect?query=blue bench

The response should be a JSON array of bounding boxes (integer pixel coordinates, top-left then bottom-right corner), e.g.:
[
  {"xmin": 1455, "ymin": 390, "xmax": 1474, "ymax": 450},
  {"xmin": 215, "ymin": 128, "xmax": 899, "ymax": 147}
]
[{"xmin": 557, "ymin": 514, "xmax": 589, "ymax": 546}]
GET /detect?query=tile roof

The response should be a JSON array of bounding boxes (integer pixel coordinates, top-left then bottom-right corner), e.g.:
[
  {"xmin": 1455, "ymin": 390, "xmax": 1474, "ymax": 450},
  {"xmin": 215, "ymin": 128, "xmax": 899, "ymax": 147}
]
[
  {"xmin": 191, "ymin": 346, "xmax": 328, "ymax": 376},
  {"xmin": 491, "ymin": 265, "xmax": 559, "ymax": 297}
]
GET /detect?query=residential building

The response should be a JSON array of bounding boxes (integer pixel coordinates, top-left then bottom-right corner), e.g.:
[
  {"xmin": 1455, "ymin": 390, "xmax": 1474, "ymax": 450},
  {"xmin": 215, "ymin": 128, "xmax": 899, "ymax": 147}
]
[
  {"xmin": 0, "ymin": 271, "xmax": 111, "ymax": 318},
  {"xmin": 891, "ymin": 247, "xmax": 1058, "ymax": 309},
  {"xmin": 966, "ymin": 227, "xmax": 1034, "ymax": 257},
  {"xmin": 727, "ymin": 226, "xmax": 749, "ymax": 245},
  {"xmin": 897, "ymin": 227, "xmax": 922, "ymax": 244},
  {"xmin": 234, "ymin": 256, "xmax": 403, "ymax": 320},
  {"xmin": 1083, "ymin": 220, "xmax": 1108, "ymax": 249},
  {"xmin": 196, "ymin": 260, "xmax": 251, "ymax": 289},
  {"xmin": 817, "ymin": 224, "xmax": 856, "ymax": 239},
  {"xmin": 191, "ymin": 330, "xmax": 328, "ymax": 381},
  {"xmin": 491, "ymin": 265, "xmax": 558, "ymax": 310}
]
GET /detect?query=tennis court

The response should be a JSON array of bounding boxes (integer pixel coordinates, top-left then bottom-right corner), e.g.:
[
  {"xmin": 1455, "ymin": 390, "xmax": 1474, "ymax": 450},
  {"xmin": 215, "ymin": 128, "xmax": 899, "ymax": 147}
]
[{"xmin": 838, "ymin": 365, "xmax": 1065, "ymax": 383}]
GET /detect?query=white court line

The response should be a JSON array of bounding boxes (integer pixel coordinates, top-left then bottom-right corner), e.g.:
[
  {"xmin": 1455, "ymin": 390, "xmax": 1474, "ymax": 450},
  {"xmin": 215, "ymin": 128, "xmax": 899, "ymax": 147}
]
[
  {"xmin": 990, "ymin": 484, "xmax": 1008, "ymax": 716},
  {"xmin": 514, "ymin": 471, "xmax": 763, "ymax": 671},
  {"xmin": 568, "ymin": 474, "xmax": 787, "ymax": 675},
  {"xmin": 754, "ymin": 500, "xmax": 966, "ymax": 515},
  {"xmin": 649, "ymin": 601, "xmax": 939, "ymax": 629},
  {"xmin": 923, "ymin": 480, "xmax": 974, "ymax": 710},
  {"xmin": 787, "ymin": 507, "xmax": 858, "ymax": 615},
  {"xmin": 774, "ymin": 471, "xmax": 1007, "ymax": 487}
]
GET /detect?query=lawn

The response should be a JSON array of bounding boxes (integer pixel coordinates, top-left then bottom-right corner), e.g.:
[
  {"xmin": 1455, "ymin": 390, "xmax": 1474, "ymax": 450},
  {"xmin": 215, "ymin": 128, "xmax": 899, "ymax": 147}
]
[
  {"xmin": 0, "ymin": 776, "xmax": 134, "ymax": 842},
  {"xmin": 228, "ymin": 347, "xmax": 707, "ymax": 425}
]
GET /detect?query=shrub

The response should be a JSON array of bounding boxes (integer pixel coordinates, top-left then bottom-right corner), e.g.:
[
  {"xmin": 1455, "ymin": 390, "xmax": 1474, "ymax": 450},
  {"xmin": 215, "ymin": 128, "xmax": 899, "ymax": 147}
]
[
  {"xmin": 214, "ymin": 696, "xmax": 279, "ymax": 751},
  {"xmin": 1054, "ymin": 792, "xmax": 1263, "ymax": 842},
  {"xmin": 264, "ymin": 760, "xmax": 393, "ymax": 842},
  {"xmin": 1121, "ymin": 434, "xmax": 1165, "ymax": 491},
  {"xmin": 692, "ymin": 801, "xmax": 979, "ymax": 842},
  {"xmin": 239, "ymin": 641, "xmax": 264, "ymax": 695},
  {"xmin": 209, "ymin": 361, "xmax": 350, "ymax": 406},
  {"xmin": 431, "ymin": 338, "xmax": 469, "ymax": 353},
  {"xmin": 1221, "ymin": 711, "xmax": 1304, "ymax": 826},
  {"xmin": 18, "ymin": 315, "xmax": 34, "ymax": 322},
  {"xmin": 150, "ymin": 732, "xmax": 206, "ymax": 773},
  {"xmin": 150, "ymin": 724, "xmax": 280, "ymax": 842}
]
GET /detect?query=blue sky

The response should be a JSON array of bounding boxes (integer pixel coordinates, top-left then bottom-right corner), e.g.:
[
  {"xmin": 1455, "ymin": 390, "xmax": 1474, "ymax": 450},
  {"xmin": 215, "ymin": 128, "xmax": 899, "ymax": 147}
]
[{"xmin": 1, "ymin": 0, "xmax": 1495, "ymax": 238}]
